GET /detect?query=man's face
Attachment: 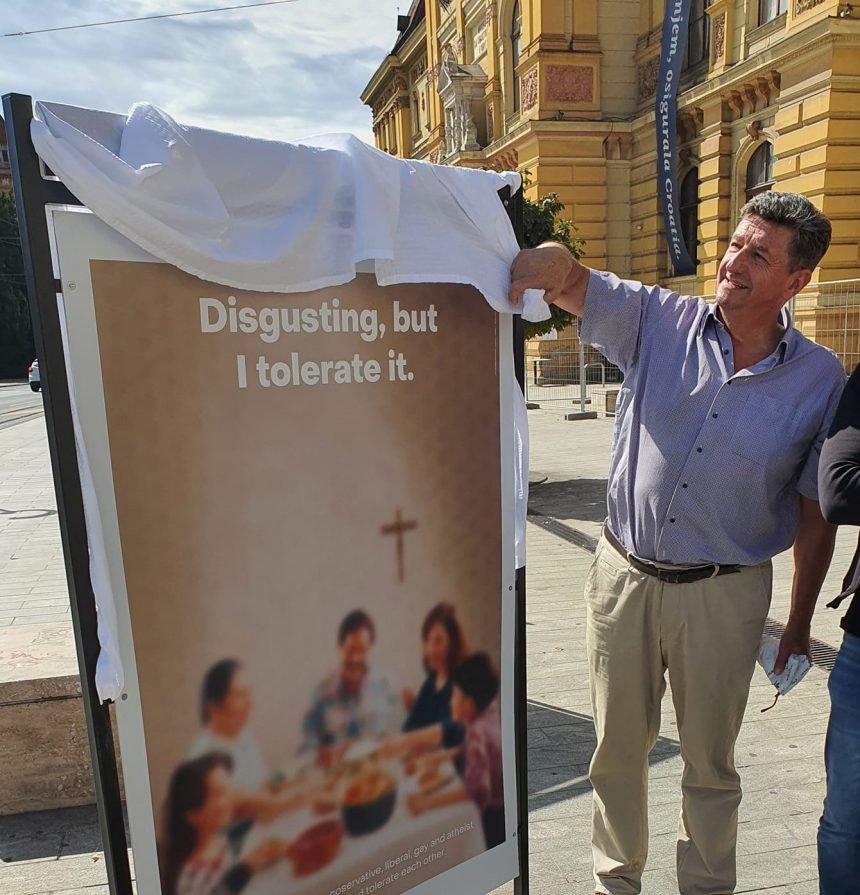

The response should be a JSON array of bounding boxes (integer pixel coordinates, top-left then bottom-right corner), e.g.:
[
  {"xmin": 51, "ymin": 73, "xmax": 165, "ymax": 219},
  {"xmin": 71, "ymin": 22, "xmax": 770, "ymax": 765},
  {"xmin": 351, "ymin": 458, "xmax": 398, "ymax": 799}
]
[
  {"xmin": 715, "ymin": 215, "xmax": 811, "ymax": 316},
  {"xmin": 209, "ymin": 669, "xmax": 252, "ymax": 737},
  {"xmin": 340, "ymin": 628, "xmax": 372, "ymax": 694}
]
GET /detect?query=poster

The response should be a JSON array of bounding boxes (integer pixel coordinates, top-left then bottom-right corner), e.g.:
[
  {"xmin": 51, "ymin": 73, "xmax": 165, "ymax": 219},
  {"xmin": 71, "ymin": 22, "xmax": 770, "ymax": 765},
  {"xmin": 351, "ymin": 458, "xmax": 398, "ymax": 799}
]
[{"xmin": 52, "ymin": 211, "xmax": 518, "ymax": 895}]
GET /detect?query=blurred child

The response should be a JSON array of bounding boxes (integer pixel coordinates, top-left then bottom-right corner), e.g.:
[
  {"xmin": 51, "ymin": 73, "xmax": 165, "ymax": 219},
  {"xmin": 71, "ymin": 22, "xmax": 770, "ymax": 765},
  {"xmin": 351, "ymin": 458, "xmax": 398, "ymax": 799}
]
[
  {"xmin": 384, "ymin": 652, "xmax": 505, "ymax": 850},
  {"xmin": 160, "ymin": 753, "xmax": 288, "ymax": 895}
]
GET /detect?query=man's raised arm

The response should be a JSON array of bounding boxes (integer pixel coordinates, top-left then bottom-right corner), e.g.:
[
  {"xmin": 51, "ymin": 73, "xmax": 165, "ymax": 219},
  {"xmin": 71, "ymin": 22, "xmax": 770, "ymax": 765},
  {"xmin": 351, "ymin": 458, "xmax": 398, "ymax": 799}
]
[{"xmin": 509, "ymin": 242, "xmax": 591, "ymax": 317}]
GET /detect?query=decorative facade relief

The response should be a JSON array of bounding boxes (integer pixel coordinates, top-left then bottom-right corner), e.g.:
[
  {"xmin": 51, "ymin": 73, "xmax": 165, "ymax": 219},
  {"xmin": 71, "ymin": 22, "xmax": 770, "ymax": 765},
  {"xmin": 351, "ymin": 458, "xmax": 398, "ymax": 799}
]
[
  {"xmin": 795, "ymin": 0, "xmax": 826, "ymax": 12},
  {"xmin": 521, "ymin": 68, "xmax": 539, "ymax": 110},
  {"xmin": 713, "ymin": 13, "xmax": 726, "ymax": 62},
  {"xmin": 487, "ymin": 148, "xmax": 519, "ymax": 172},
  {"xmin": 486, "ymin": 104, "xmax": 495, "ymax": 143},
  {"xmin": 637, "ymin": 57, "xmax": 660, "ymax": 102},
  {"xmin": 485, "ymin": 0, "xmax": 496, "ymax": 25},
  {"xmin": 677, "ymin": 107, "xmax": 704, "ymax": 142},
  {"xmin": 545, "ymin": 65, "xmax": 594, "ymax": 104},
  {"xmin": 724, "ymin": 71, "xmax": 780, "ymax": 119}
]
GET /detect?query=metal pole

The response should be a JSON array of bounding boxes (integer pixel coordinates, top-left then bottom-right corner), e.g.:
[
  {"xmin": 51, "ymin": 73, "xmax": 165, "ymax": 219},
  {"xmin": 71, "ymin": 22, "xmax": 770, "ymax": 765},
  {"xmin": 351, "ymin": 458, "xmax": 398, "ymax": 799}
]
[
  {"xmin": 500, "ymin": 184, "xmax": 529, "ymax": 895},
  {"xmin": 2, "ymin": 93, "xmax": 133, "ymax": 895},
  {"xmin": 579, "ymin": 336, "xmax": 587, "ymax": 412}
]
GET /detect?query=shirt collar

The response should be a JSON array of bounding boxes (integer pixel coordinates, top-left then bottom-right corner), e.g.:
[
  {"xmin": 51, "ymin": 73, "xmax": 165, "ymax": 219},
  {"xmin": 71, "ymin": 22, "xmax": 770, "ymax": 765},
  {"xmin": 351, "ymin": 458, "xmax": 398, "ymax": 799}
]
[{"xmin": 701, "ymin": 301, "xmax": 795, "ymax": 366}]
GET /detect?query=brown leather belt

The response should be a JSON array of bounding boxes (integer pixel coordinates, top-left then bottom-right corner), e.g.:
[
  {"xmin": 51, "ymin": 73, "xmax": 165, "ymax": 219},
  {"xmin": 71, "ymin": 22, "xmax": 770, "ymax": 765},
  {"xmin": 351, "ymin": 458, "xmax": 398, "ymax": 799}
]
[{"xmin": 603, "ymin": 527, "xmax": 741, "ymax": 585}]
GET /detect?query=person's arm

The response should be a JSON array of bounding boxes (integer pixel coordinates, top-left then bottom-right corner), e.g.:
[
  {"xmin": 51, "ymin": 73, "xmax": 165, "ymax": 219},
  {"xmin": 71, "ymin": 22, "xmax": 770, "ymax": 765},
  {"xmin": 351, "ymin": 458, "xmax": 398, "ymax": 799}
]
[
  {"xmin": 407, "ymin": 782, "xmax": 469, "ymax": 816},
  {"xmin": 379, "ymin": 722, "xmax": 444, "ymax": 758},
  {"xmin": 819, "ymin": 365, "xmax": 860, "ymax": 525},
  {"xmin": 775, "ymin": 495, "xmax": 837, "ymax": 674},
  {"xmin": 508, "ymin": 243, "xmax": 592, "ymax": 316}
]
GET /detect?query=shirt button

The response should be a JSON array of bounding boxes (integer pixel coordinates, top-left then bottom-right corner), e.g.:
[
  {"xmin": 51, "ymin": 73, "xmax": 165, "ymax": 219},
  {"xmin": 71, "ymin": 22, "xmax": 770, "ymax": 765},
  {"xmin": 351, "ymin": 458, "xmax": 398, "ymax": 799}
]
[
  {"xmin": 682, "ymin": 483, "xmax": 688, "ymax": 488},
  {"xmin": 670, "ymin": 517, "xmax": 676, "ymax": 523},
  {"xmin": 723, "ymin": 349, "xmax": 729, "ymax": 355},
  {"xmin": 712, "ymin": 413, "xmax": 718, "ymax": 418},
  {"xmin": 697, "ymin": 447, "xmax": 703, "ymax": 453}
]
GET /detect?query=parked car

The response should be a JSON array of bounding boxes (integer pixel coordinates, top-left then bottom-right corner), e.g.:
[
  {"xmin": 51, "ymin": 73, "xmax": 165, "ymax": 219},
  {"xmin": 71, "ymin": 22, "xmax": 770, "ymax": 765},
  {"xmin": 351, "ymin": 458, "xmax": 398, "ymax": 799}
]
[{"xmin": 28, "ymin": 359, "xmax": 40, "ymax": 392}]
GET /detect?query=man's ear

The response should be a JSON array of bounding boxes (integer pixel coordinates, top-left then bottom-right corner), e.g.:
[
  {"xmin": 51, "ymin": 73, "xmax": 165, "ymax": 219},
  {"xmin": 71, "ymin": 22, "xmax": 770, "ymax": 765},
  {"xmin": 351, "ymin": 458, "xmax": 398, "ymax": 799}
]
[{"xmin": 787, "ymin": 267, "xmax": 812, "ymax": 300}]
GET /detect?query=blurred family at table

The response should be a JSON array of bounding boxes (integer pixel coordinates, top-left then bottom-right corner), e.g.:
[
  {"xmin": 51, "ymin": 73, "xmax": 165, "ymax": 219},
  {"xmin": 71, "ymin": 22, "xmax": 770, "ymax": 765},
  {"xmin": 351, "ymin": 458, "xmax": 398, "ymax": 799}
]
[{"xmin": 158, "ymin": 603, "xmax": 507, "ymax": 895}]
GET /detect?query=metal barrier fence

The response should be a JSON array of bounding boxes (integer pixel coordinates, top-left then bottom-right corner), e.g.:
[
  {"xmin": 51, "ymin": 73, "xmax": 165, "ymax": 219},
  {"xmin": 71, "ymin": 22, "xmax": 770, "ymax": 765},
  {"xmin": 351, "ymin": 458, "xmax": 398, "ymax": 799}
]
[
  {"xmin": 525, "ymin": 333, "xmax": 622, "ymax": 410},
  {"xmin": 797, "ymin": 278, "xmax": 860, "ymax": 374},
  {"xmin": 525, "ymin": 278, "xmax": 860, "ymax": 411}
]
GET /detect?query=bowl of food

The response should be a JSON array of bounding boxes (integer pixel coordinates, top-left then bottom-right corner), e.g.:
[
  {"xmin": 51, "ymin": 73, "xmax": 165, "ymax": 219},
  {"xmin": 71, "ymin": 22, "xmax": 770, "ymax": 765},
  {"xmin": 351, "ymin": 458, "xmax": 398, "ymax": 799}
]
[
  {"xmin": 286, "ymin": 819, "xmax": 344, "ymax": 877},
  {"xmin": 341, "ymin": 769, "xmax": 397, "ymax": 836}
]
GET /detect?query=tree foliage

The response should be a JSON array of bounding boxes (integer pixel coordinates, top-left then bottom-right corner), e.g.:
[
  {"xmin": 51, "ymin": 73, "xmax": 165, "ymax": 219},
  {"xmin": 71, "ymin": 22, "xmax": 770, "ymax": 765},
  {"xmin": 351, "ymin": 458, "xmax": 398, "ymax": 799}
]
[
  {"xmin": 0, "ymin": 190, "xmax": 33, "ymax": 379},
  {"xmin": 521, "ymin": 191, "xmax": 584, "ymax": 339}
]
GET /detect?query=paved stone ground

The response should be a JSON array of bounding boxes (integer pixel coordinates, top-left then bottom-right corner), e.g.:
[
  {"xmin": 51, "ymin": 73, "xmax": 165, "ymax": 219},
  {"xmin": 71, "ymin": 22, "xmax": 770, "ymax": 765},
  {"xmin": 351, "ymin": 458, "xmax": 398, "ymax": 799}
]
[
  {"xmin": 0, "ymin": 416, "xmax": 76, "ymax": 685},
  {"xmin": 0, "ymin": 408, "xmax": 855, "ymax": 894}
]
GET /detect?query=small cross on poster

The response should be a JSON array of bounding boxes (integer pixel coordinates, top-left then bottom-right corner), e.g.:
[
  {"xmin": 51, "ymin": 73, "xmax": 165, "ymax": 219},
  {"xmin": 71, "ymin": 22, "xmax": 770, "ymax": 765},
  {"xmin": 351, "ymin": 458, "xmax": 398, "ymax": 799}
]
[{"xmin": 381, "ymin": 509, "xmax": 418, "ymax": 581}]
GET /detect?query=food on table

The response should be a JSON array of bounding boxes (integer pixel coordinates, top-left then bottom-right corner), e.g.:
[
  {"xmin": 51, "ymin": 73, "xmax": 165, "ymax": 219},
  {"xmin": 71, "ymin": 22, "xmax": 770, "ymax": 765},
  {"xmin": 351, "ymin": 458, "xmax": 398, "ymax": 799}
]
[
  {"xmin": 341, "ymin": 769, "xmax": 397, "ymax": 836},
  {"xmin": 285, "ymin": 819, "xmax": 344, "ymax": 877}
]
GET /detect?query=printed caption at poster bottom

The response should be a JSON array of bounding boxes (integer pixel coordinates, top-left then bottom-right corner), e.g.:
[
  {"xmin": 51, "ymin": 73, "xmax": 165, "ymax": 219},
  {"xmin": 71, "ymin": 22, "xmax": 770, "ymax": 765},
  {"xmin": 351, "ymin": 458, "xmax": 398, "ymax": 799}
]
[{"xmin": 329, "ymin": 820, "xmax": 475, "ymax": 895}]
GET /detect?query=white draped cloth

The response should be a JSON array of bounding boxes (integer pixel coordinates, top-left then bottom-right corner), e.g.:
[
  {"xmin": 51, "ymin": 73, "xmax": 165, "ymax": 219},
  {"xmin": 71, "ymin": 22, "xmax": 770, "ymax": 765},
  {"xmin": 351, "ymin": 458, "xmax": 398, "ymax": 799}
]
[{"xmin": 32, "ymin": 101, "xmax": 544, "ymax": 700}]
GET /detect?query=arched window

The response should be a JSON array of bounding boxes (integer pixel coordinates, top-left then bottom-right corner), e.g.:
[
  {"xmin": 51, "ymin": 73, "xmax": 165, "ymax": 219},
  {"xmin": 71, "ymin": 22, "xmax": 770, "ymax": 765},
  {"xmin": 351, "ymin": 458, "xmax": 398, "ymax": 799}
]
[
  {"xmin": 680, "ymin": 168, "xmax": 699, "ymax": 266},
  {"xmin": 745, "ymin": 142, "xmax": 774, "ymax": 201},
  {"xmin": 511, "ymin": 2, "xmax": 522, "ymax": 114}
]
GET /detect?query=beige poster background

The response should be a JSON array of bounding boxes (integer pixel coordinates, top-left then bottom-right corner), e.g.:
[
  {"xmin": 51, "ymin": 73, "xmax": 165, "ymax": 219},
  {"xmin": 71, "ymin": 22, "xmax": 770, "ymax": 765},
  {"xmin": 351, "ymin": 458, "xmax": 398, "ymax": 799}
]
[{"xmin": 90, "ymin": 261, "xmax": 504, "ymax": 887}]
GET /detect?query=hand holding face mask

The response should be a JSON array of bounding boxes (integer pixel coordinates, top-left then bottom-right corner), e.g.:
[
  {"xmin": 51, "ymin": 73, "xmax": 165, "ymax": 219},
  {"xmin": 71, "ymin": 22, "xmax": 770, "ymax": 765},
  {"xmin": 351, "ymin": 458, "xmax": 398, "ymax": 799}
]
[{"xmin": 757, "ymin": 634, "xmax": 812, "ymax": 711}]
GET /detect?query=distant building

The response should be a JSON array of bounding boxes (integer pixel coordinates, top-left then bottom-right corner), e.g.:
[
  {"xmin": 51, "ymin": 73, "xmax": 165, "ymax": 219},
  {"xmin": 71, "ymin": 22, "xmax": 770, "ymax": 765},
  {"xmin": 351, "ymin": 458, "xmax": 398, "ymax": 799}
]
[
  {"xmin": 362, "ymin": 1, "xmax": 860, "ymax": 369},
  {"xmin": 0, "ymin": 115, "xmax": 11, "ymax": 192}
]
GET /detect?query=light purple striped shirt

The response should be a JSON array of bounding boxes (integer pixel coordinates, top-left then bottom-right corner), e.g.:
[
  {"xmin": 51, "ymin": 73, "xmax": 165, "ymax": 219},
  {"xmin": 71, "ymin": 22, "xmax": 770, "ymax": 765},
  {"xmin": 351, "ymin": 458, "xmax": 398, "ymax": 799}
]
[{"xmin": 581, "ymin": 270, "xmax": 846, "ymax": 566}]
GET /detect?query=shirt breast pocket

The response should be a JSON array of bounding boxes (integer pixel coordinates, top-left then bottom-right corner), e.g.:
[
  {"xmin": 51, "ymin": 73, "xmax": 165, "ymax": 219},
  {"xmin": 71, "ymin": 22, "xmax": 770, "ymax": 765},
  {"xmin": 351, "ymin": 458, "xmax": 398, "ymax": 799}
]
[{"xmin": 730, "ymin": 393, "xmax": 800, "ymax": 466}]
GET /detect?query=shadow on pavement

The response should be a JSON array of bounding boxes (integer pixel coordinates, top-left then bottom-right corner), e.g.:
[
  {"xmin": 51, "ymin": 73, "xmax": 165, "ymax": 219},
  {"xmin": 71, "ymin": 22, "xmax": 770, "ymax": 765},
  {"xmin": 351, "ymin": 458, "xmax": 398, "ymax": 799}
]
[
  {"xmin": 0, "ymin": 804, "xmax": 121, "ymax": 863},
  {"xmin": 528, "ymin": 478, "xmax": 608, "ymax": 524},
  {"xmin": 526, "ymin": 700, "xmax": 680, "ymax": 810}
]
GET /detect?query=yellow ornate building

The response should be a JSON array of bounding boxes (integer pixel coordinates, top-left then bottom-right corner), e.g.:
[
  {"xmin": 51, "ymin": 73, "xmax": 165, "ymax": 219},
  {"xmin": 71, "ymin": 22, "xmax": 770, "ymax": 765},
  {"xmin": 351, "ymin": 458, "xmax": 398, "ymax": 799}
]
[{"xmin": 362, "ymin": 0, "xmax": 860, "ymax": 365}]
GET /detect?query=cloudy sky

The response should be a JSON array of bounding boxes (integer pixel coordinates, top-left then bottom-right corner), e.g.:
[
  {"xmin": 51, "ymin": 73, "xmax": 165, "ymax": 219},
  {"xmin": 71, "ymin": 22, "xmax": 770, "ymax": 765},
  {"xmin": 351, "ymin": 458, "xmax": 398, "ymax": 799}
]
[{"xmin": 1, "ymin": 1, "xmax": 402, "ymax": 144}]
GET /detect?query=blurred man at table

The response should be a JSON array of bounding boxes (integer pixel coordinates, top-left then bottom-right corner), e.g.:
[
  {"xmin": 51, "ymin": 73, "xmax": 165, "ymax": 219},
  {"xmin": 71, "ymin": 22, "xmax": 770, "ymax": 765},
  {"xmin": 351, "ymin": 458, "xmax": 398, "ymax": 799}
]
[
  {"xmin": 189, "ymin": 659, "xmax": 306, "ymax": 822},
  {"xmin": 302, "ymin": 609, "xmax": 400, "ymax": 768}
]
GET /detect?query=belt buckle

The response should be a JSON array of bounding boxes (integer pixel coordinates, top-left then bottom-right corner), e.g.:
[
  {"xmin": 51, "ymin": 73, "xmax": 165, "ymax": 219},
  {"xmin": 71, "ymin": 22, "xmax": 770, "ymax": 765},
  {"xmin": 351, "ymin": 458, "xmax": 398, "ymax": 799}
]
[{"xmin": 660, "ymin": 569, "xmax": 684, "ymax": 585}]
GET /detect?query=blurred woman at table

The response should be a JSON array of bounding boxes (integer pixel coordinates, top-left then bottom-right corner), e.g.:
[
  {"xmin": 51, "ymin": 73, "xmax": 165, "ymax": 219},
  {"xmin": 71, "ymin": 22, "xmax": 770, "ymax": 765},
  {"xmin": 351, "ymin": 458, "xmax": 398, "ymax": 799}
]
[
  {"xmin": 402, "ymin": 603, "xmax": 468, "ymax": 732},
  {"xmin": 160, "ymin": 753, "xmax": 288, "ymax": 895}
]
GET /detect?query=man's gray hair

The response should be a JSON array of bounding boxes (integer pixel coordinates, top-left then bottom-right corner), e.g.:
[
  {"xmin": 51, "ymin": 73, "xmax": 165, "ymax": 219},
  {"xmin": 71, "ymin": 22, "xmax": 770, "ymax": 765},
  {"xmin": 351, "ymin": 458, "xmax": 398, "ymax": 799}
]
[{"xmin": 740, "ymin": 191, "xmax": 832, "ymax": 271}]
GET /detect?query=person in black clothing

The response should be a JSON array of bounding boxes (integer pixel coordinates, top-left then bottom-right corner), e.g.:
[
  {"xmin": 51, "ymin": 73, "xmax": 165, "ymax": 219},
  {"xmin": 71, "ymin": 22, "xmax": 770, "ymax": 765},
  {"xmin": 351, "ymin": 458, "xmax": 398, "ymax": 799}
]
[
  {"xmin": 817, "ymin": 362, "xmax": 860, "ymax": 895},
  {"xmin": 402, "ymin": 602, "xmax": 468, "ymax": 731}
]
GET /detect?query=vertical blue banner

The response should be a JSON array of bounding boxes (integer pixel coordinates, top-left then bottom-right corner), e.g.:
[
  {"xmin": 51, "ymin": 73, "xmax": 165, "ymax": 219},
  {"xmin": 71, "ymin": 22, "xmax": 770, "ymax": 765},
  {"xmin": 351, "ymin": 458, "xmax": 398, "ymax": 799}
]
[{"xmin": 655, "ymin": 0, "xmax": 695, "ymax": 276}]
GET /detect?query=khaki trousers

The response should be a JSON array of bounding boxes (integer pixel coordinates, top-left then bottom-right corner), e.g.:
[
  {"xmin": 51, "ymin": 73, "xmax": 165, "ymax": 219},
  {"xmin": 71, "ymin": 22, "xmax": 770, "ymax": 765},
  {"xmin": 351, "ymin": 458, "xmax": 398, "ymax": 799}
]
[{"xmin": 585, "ymin": 532, "xmax": 772, "ymax": 895}]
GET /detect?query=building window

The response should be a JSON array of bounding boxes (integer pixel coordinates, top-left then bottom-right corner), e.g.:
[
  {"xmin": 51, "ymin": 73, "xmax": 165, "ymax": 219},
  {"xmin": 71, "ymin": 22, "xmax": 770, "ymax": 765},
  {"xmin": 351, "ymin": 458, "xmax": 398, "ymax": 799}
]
[
  {"xmin": 684, "ymin": 0, "xmax": 709, "ymax": 70},
  {"xmin": 680, "ymin": 168, "xmax": 699, "ymax": 266},
  {"xmin": 411, "ymin": 91, "xmax": 421, "ymax": 138},
  {"xmin": 745, "ymin": 142, "xmax": 774, "ymax": 201},
  {"xmin": 511, "ymin": 2, "xmax": 522, "ymax": 113},
  {"xmin": 759, "ymin": 0, "xmax": 788, "ymax": 25},
  {"xmin": 0, "ymin": 148, "xmax": 9, "ymax": 166}
]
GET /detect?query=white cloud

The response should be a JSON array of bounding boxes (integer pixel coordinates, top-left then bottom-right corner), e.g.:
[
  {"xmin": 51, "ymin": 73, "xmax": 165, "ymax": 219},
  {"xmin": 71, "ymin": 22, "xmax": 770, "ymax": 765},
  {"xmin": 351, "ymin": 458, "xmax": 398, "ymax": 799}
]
[{"xmin": 0, "ymin": 0, "xmax": 402, "ymax": 143}]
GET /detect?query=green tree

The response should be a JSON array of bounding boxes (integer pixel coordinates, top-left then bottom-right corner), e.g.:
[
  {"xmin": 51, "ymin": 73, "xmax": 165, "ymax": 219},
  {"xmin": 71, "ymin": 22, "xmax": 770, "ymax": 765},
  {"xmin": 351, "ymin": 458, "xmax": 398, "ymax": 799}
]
[
  {"xmin": 0, "ymin": 190, "xmax": 33, "ymax": 379},
  {"xmin": 521, "ymin": 191, "xmax": 584, "ymax": 339}
]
